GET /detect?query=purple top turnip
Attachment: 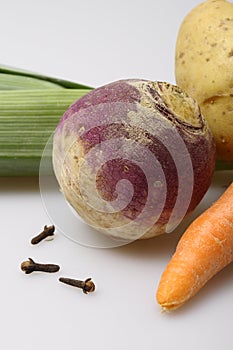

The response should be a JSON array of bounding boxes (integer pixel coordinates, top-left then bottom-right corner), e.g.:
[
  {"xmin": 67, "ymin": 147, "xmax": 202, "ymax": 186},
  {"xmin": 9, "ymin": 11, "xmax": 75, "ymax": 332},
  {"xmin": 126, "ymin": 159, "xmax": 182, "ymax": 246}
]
[{"xmin": 53, "ymin": 80, "xmax": 216, "ymax": 242}]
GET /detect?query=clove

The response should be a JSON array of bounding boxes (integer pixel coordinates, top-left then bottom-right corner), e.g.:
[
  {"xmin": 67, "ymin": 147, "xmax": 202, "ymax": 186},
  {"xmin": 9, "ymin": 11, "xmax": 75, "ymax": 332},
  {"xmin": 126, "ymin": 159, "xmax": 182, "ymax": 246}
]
[
  {"xmin": 59, "ymin": 277, "xmax": 95, "ymax": 294},
  {"xmin": 31, "ymin": 225, "xmax": 55, "ymax": 245},
  {"xmin": 21, "ymin": 258, "xmax": 60, "ymax": 274}
]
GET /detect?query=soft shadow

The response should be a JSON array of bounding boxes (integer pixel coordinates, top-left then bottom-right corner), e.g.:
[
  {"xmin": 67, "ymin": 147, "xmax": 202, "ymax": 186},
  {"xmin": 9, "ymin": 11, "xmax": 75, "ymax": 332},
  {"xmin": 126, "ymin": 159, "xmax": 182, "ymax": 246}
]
[
  {"xmin": 0, "ymin": 176, "xmax": 39, "ymax": 193},
  {"xmin": 111, "ymin": 229, "xmax": 183, "ymax": 261}
]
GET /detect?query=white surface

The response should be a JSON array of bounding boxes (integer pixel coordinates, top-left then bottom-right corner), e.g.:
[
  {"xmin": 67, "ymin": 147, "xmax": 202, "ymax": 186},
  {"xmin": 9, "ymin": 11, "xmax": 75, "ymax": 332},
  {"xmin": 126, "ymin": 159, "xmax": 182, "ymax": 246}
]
[
  {"xmin": 1, "ymin": 0, "xmax": 200, "ymax": 87},
  {"xmin": 1, "ymin": 1, "xmax": 233, "ymax": 350}
]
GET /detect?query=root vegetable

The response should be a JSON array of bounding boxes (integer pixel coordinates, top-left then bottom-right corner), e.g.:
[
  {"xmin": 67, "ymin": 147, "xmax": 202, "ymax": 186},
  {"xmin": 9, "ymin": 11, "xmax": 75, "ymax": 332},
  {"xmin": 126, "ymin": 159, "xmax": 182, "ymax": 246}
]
[
  {"xmin": 156, "ymin": 182, "xmax": 233, "ymax": 311},
  {"xmin": 52, "ymin": 80, "xmax": 216, "ymax": 241},
  {"xmin": 175, "ymin": 0, "xmax": 233, "ymax": 161}
]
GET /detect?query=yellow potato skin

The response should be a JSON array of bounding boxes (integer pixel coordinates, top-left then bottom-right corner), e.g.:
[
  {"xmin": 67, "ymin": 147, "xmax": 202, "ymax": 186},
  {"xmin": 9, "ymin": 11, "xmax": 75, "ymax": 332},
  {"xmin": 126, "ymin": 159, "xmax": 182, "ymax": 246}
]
[{"xmin": 175, "ymin": 0, "xmax": 233, "ymax": 161}]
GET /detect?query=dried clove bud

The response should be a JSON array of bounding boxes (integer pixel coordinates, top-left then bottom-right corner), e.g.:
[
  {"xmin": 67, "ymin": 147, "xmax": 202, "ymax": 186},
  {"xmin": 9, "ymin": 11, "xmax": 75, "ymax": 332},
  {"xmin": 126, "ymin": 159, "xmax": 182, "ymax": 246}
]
[
  {"xmin": 59, "ymin": 277, "xmax": 95, "ymax": 294},
  {"xmin": 31, "ymin": 225, "xmax": 55, "ymax": 245},
  {"xmin": 21, "ymin": 258, "xmax": 60, "ymax": 274}
]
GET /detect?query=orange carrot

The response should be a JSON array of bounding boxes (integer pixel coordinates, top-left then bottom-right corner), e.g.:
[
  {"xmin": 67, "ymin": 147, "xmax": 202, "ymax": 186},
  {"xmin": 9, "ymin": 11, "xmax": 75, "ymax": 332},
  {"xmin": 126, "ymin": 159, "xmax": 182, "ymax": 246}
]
[{"xmin": 156, "ymin": 182, "xmax": 233, "ymax": 311}]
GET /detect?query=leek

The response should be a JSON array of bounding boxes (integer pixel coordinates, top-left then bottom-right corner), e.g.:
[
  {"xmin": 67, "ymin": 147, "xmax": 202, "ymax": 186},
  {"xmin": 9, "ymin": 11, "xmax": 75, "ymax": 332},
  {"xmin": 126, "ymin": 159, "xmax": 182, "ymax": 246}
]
[
  {"xmin": 0, "ymin": 64, "xmax": 92, "ymax": 89},
  {"xmin": 0, "ymin": 65, "xmax": 91, "ymax": 176},
  {"xmin": 0, "ymin": 89, "xmax": 91, "ymax": 176}
]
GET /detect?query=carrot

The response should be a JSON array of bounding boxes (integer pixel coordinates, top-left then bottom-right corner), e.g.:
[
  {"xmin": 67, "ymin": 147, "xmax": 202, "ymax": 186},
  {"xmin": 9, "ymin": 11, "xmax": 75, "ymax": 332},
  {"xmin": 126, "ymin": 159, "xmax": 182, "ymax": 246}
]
[{"xmin": 156, "ymin": 182, "xmax": 233, "ymax": 311}]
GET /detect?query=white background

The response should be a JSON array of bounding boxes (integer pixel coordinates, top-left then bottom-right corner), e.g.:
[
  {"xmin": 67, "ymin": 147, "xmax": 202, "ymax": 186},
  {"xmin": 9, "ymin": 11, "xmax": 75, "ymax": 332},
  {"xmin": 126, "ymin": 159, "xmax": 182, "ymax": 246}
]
[{"xmin": 1, "ymin": 1, "xmax": 233, "ymax": 350}]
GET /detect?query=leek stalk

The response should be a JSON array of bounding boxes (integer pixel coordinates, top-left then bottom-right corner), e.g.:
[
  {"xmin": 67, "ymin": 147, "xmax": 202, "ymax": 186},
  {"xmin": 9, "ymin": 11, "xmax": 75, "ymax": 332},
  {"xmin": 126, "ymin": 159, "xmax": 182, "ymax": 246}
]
[
  {"xmin": 0, "ymin": 89, "xmax": 91, "ymax": 176},
  {"xmin": 0, "ymin": 65, "xmax": 91, "ymax": 176}
]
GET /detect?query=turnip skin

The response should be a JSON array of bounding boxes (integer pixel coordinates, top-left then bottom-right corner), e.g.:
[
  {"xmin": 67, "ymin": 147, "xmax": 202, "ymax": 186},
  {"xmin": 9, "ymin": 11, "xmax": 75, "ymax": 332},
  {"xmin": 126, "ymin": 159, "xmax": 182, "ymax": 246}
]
[{"xmin": 53, "ymin": 80, "xmax": 216, "ymax": 241}]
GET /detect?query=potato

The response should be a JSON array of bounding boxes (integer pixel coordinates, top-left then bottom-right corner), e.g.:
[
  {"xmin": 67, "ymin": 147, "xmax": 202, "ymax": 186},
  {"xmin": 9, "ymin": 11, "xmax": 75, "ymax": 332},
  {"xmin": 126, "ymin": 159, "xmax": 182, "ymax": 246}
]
[
  {"xmin": 53, "ymin": 80, "xmax": 215, "ymax": 241},
  {"xmin": 175, "ymin": 0, "xmax": 233, "ymax": 161}
]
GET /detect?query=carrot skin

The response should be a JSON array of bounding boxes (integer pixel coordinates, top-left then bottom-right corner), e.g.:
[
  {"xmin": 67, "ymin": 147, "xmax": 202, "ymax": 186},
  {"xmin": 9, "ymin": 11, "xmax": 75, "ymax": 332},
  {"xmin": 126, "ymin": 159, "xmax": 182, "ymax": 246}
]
[{"xmin": 156, "ymin": 182, "xmax": 233, "ymax": 311}]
